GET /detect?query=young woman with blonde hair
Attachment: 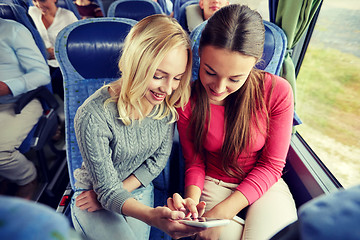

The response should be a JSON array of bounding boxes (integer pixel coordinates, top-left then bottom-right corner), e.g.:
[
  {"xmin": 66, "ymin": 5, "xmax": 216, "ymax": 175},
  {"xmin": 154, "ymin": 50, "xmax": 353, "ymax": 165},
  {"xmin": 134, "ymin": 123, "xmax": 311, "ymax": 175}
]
[{"xmin": 70, "ymin": 14, "xmax": 202, "ymax": 240}]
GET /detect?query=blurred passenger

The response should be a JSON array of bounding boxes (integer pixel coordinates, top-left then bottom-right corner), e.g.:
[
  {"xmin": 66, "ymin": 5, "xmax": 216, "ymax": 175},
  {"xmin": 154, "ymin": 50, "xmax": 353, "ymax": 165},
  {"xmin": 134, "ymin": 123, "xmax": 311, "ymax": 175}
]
[
  {"xmin": 74, "ymin": 0, "xmax": 104, "ymax": 19},
  {"xmin": 28, "ymin": 0, "xmax": 78, "ymax": 100},
  {"xmin": 186, "ymin": 0, "xmax": 229, "ymax": 32},
  {"xmin": 0, "ymin": 18, "xmax": 51, "ymax": 199},
  {"xmin": 153, "ymin": 0, "xmax": 173, "ymax": 16}
]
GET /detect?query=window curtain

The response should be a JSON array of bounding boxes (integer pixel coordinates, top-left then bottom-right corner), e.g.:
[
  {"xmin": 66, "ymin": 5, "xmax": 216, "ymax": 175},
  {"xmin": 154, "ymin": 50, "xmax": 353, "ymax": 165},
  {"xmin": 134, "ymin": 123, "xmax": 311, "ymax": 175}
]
[{"xmin": 270, "ymin": 0, "xmax": 322, "ymax": 106}]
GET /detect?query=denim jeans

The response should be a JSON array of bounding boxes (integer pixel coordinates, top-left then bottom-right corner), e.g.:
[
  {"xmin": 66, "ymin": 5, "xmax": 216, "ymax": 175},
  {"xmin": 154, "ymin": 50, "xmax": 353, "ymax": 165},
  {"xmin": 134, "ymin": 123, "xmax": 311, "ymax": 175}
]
[{"xmin": 71, "ymin": 183, "xmax": 154, "ymax": 240}]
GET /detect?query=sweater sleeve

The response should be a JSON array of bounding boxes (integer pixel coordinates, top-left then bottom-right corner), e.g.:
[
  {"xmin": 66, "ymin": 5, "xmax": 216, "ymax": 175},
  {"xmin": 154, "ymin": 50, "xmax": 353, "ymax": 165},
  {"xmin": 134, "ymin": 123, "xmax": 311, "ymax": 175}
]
[
  {"xmin": 74, "ymin": 107, "xmax": 132, "ymax": 214},
  {"xmin": 177, "ymin": 102, "xmax": 206, "ymax": 191},
  {"xmin": 133, "ymin": 121, "xmax": 174, "ymax": 186},
  {"xmin": 236, "ymin": 74, "xmax": 294, "ymax": 204}
]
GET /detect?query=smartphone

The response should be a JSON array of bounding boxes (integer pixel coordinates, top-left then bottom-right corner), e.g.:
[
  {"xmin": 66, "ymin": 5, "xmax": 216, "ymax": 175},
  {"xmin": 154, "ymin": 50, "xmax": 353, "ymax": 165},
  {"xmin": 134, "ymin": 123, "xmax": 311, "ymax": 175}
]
[{"xmin": 178, "ymin": 217, "xmax": 231, "ymax": 228}]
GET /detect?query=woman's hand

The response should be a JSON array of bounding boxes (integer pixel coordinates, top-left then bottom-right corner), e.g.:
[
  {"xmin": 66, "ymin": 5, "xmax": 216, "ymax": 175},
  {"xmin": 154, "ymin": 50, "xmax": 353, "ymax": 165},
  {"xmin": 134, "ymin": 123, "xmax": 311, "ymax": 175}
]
[
  {"xmin": 193, "ymin": 210, "xmax": 226, "ymax": 240},
  {"xmin": 148, "ymin": 206, "xmax": 206, "ymax": 239},
  {"xmin": 75, "ymin": 190, "xmax": 103, "ymax": 212},
  {"xmin": 46, "ymin": 47, "xmax": 55, "ymax": 60},
  {"xmin": 167, "ymin": 193, "xmax": 206, "ymax": 219}
]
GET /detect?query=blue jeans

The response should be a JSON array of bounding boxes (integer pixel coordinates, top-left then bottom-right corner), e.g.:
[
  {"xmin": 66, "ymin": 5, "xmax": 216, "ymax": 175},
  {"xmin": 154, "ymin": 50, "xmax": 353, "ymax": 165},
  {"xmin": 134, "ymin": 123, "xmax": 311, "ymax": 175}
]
[{"xmin": 71, "ymin": 183, "xmax": 154, "ymax": 240}]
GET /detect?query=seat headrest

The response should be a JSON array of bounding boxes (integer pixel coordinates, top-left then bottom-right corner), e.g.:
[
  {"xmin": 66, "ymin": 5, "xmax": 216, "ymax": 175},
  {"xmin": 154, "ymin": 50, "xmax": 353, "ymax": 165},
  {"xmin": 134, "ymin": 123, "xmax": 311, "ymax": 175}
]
[
  {"xmin": 108, "ymin": 0, "xmax": 163, "ymax": 20},
  {"xmin": 66, "ymin": 20, "xmax": 136, "ymax": 79},
  {"xmin": 0, "ymin": 3, "xmax": 17, "ymax": 20}
]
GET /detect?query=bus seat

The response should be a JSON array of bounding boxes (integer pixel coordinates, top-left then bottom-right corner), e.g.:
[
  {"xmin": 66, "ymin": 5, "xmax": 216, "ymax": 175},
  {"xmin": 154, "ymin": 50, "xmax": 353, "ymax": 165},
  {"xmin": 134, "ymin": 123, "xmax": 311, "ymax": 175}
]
[
  {"xmin": 56, "ymin": 0, "xmax": 81, "ymax": 19},
  {"xmin": 107, "ymin": 0, "xmax": 163, "ymax": 21},
  {"xmin": 55, "ymin": 17, "xmax": 173, "ymax": 240},
  {"xmin": 174, "ymin": 0, "xmax": 198, "ymax": 33},
  {"xmin": 0, "ymin": 195, "xmax": 77, "ymax": 240},
  {"xmin": 0, "ymin": 2, "xmax": 64, "ymax": 200},
  {"xmin": 271, "ymin": 185, "xmax": 360, "ymax": 240}
]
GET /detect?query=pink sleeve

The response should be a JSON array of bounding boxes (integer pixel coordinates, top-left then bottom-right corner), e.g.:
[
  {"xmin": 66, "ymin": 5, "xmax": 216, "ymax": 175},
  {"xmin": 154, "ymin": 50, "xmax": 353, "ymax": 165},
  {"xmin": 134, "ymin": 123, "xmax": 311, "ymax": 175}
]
[
  {"xmin": 236, "ymin": 74, "xmax": 294, "ymax": 204},
  {"xmin": 176, "ymin": 102, "xmax": 206, "ymax": 191}
]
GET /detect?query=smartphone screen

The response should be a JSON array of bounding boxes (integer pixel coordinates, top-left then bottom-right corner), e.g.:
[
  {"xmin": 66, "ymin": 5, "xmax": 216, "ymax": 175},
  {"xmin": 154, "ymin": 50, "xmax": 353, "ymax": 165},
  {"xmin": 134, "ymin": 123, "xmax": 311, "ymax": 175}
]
[{"xmin": 178, "ymin": 217, "xmax": 231, "ymax": 228}]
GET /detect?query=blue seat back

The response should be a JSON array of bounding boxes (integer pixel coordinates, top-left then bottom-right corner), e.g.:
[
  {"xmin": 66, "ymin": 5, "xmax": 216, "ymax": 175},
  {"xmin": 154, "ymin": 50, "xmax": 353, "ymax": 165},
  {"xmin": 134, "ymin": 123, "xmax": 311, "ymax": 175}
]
[
  {"xmin": 190, "ymin": 20, "xmax": 287, "ymax": 79},
  {"xmin": 55, "ymin": 17, "xmax": 137, "ymax": 188},
  {"xmin": 107, "ymin": 0, "xmax": 163, "ymax": 20}
]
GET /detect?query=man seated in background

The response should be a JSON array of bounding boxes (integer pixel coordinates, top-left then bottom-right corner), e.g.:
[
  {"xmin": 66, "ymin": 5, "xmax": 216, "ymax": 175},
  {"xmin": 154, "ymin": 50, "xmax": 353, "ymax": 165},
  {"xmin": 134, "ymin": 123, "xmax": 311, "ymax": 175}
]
[
  {"xmin": 186, "ymin": 0, "xmax": 229, "ymax": 32},
  {"xmin": 0, "ymin": 18, "xmax": 51, "ymax": 199}
]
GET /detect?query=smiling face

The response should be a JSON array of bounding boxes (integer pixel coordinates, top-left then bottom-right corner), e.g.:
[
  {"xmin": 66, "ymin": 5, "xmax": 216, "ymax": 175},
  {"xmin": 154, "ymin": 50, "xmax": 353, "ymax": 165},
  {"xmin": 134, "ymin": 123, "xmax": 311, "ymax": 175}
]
[
  {"xmin": 199, "ymin": 45, "xmax": 256, "ymax": 105},
  {"xmin": 143, "ymin": 46, "xmax": 188, "ymax": 109},
  {"xmin": 199, "ymin": 0, "xmax": 229, "ymax": 20}
]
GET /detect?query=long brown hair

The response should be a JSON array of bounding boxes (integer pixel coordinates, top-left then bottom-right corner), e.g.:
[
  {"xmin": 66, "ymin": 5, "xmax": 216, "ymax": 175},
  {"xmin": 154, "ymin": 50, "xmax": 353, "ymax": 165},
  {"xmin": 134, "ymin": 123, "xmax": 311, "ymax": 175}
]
[{"xmin": 190, "ymin": 4, "xmax": 270, "ymax": 180}]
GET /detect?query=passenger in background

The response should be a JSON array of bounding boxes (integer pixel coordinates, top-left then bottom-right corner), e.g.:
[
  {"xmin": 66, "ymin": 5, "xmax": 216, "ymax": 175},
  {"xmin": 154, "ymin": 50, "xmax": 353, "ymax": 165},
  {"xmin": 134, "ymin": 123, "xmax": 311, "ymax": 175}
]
[
  {"xmin": 74, "ymin": 0, "xmax": 104, "ymax": 19},
  {"xmin": 186, "ymin": 0, "xmax": 229, "ymax": 32},
  {"xmin": 0, "ymin": 18, "xmax": 51, "ymax": 200},
  {"xmin": 28, "ymin": 0, "xmax": 78, "ymax": 100},
  {"xmin": 70, "ymin": 15, "xmax": 205, "ymax": 240},
  {"xmin": 170, "ymin": 5, "xmax": 297, "ymax": 240},
  {"xmin": 153, "ymin": 0, "xmax": 173, "ymax": 16}
]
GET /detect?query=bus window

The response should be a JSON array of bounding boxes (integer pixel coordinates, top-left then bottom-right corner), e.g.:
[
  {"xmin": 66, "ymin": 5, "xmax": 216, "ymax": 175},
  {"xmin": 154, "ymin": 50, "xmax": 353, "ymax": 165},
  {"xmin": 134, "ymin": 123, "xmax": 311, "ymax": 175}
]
[{"xmin": 296, "ymin": 0, "xmax": 360, "ymax": 188}]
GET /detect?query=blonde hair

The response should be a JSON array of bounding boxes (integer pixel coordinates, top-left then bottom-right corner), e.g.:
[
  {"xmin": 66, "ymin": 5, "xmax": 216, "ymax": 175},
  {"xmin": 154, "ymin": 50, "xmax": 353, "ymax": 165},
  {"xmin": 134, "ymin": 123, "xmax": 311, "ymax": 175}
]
[{"xmin": 105, "ymin": 14, "xmax": 192, "ymax": 125}]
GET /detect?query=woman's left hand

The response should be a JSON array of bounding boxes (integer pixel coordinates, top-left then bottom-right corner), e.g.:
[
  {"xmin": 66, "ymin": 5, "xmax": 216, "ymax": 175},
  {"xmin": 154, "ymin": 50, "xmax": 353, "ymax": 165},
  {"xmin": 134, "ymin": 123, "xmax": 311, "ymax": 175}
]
[{"xmin": 75, "ymin": 190, "xmax": 103, "ymax": 212}]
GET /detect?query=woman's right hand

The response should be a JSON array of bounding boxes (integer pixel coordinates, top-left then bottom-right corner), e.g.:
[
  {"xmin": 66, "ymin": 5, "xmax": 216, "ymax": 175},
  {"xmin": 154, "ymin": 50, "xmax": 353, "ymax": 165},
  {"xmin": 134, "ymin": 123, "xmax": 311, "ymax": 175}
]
[
  {"xmin": 149, "ymin": 206, "xmax": 206, "ymax": 239},
  {"xmin": 167, "ymin": 193, "xmax": 206, "ymax": 219},
  {"xmin": 75, "ymin": 190, "xmax": 103, "ymax": 212},
  {"xmin": 46, "ymin": 47, "xmax": 55, "ymax": 60}
]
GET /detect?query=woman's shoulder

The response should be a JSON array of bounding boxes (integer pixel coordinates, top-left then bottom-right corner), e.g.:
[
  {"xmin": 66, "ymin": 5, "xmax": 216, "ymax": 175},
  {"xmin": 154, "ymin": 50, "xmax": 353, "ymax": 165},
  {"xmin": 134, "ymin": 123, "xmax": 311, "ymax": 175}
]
[
  {"xmin": 263, "ymin": 72, "xmax": 294, "ymax": 107},
  {"xmin": 77, "ymin": 87, "xmax": 110, "ymax": 113},
  {"xmin": 264, "ymin": 72, "xmax": 292, "ymax": 94}
]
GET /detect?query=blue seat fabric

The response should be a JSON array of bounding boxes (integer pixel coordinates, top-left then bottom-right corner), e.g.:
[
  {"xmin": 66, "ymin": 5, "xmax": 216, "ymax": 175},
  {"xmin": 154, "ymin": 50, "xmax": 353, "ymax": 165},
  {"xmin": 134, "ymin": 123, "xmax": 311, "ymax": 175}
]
[
  {"xmin": 55, "ymin": 17, "xmax": 172, "ymax": 240},
  {"xmin": 107, "ymin": 0, "xmax": 163, "ymax": 20}
]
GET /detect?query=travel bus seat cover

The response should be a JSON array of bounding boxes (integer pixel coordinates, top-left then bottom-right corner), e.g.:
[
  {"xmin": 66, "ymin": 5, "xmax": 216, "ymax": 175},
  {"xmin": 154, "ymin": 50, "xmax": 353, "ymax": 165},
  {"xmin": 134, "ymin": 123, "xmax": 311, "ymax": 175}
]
[
  {"xmin": 107, "ymin": 0, "xmax": 163, "ymax": 20},
  {"xmin": 298, "ymin": 185, "xmax": 360, "ymax": 240},
  {"xmin": 0, "ymin": 195, "xmax": 71, "ymax": 239},
  {"xmin": 55, "ymin": 18, "xmax": 137, "ymax": 188}
]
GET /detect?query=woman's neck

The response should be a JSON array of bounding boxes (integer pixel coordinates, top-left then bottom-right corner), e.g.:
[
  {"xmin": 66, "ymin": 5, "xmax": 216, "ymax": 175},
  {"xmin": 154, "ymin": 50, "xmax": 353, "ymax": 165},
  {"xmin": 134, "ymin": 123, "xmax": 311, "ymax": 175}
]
[{"xmin": 41, "ymin": 7, "xmax": 57, "ymax": 29}]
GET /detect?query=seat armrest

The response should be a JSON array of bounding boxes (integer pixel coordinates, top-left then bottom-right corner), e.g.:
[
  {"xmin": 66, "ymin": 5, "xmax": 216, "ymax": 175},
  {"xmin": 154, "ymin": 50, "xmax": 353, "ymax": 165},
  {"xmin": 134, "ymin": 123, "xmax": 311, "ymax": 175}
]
[{"xmin": 15, "ymin": 86, "xmax": 59, "ymax": 114}]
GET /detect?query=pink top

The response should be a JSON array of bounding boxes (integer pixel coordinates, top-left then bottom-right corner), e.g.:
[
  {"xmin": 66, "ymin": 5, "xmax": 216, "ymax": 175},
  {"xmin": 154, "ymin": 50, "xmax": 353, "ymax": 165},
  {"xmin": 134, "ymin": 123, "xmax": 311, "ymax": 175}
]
[{"xmin": 177, "ymin": 73, "xmax": 294, "ymax": 204}]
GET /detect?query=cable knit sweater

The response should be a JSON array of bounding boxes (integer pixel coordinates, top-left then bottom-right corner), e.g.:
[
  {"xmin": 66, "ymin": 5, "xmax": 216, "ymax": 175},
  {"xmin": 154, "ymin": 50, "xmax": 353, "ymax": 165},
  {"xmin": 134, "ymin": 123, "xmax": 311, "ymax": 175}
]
[{"xmin": 73, "ymin": 87, "xmax": 174, "ymax": 214}]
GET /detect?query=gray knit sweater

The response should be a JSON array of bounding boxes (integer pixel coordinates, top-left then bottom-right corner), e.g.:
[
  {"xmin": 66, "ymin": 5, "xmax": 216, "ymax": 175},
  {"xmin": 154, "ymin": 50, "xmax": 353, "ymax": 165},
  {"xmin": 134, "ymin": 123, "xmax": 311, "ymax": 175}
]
[{"xmin": 73, "ymin": 87, "xmax": 174, "ymax": 214}]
